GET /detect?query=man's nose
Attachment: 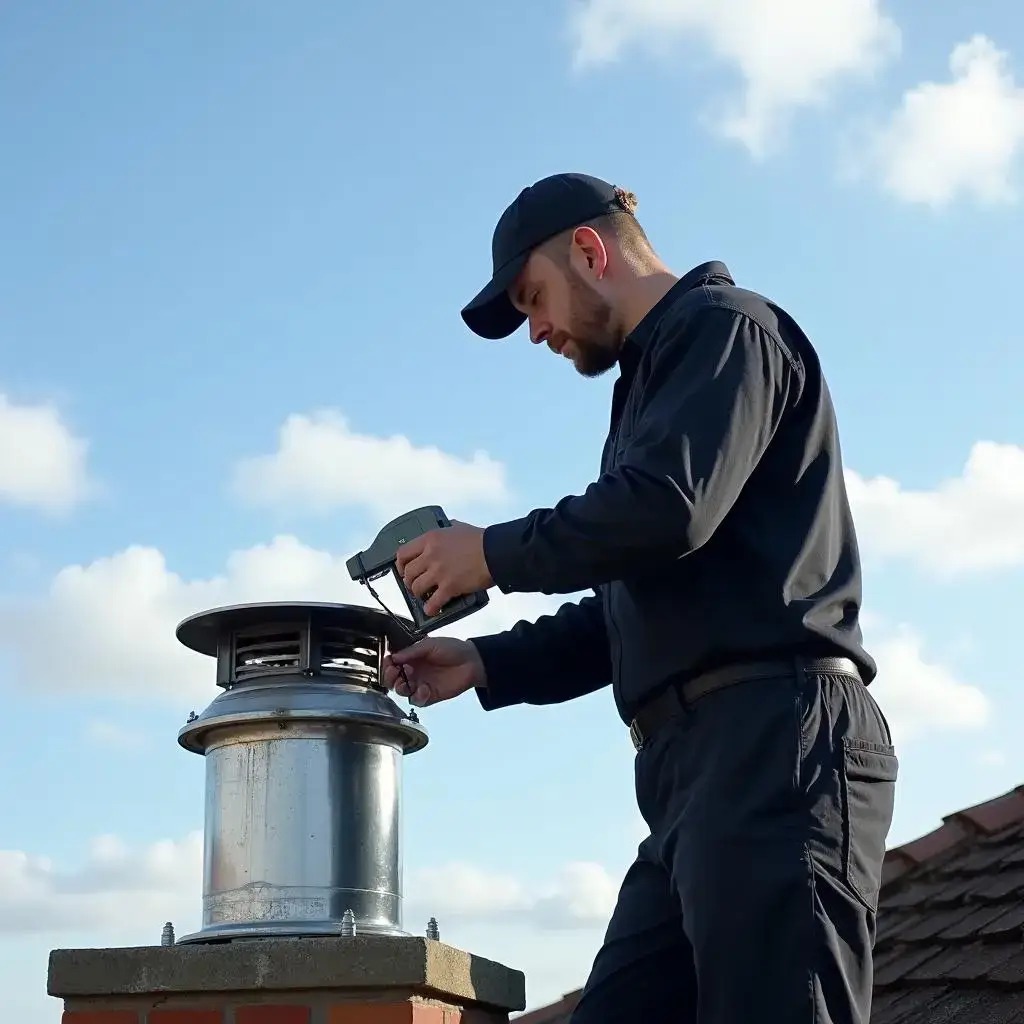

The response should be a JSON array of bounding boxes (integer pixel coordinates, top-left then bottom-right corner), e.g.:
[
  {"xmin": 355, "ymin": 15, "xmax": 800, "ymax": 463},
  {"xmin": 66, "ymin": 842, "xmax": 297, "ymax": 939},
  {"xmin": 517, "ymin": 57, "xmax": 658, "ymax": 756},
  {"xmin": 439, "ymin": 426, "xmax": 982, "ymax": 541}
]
[{"xmin": 529, "ymin": 318, "xmax": 551, "ymax": 345}]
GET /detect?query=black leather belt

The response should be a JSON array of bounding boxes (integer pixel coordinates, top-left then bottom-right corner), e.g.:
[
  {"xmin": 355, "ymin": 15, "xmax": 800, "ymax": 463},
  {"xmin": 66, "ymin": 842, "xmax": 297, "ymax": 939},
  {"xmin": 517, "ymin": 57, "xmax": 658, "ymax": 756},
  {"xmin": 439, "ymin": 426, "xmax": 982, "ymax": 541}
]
[{"xmin": 627, "ymin": 656, "xmax": 862, "ymax": 751}]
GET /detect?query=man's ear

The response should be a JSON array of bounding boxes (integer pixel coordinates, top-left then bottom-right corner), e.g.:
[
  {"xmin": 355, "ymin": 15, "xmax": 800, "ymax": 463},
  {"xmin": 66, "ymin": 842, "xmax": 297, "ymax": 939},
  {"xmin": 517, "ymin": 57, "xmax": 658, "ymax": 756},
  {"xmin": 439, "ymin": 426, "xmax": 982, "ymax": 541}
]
[{"xmin": 570, "ymin": 225, "xmax": 609, "ymax": 279}]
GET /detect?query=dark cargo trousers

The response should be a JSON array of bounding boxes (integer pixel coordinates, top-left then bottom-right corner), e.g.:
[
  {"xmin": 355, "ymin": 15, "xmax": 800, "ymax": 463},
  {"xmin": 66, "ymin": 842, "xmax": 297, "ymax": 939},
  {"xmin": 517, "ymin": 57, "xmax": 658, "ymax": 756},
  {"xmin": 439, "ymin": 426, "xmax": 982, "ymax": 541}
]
[{"xmin": 570, "ymin": 665, "xmax": 898, "ymax": 1024}]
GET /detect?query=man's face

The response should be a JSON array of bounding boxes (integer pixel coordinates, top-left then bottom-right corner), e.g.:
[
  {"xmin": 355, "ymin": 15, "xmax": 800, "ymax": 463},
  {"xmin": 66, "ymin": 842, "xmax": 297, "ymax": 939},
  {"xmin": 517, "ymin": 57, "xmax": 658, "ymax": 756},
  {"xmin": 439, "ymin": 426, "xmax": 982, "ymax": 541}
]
[{"xmin": 510, "ymin": 249, "xmax": 622, "ymax": 378}]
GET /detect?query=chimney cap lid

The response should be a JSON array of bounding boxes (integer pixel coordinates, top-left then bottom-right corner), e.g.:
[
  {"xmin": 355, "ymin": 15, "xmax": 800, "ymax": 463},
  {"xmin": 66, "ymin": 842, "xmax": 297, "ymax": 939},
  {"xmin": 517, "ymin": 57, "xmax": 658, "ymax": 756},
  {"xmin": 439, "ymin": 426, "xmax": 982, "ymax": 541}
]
[{"xmin": 176, "ymin": 601, "xmax": 414, "ymax": 657}]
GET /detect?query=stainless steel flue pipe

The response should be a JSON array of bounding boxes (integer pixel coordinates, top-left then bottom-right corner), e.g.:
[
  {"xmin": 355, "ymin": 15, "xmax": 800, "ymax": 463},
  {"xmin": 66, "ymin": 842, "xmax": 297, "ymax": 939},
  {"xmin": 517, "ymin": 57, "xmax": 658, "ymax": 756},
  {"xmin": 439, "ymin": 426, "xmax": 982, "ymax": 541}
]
[{"xmin": 175, "ymin": 601, "xmax": 428, "ymax": 943}]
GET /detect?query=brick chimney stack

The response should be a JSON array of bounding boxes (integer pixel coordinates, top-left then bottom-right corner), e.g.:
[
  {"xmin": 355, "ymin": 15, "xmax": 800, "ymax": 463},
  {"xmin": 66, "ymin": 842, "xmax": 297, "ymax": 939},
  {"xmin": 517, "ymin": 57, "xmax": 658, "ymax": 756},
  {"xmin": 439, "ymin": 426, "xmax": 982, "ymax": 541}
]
[
  {"xmin": 46, "ymin": 601, "xmax": 526, "ymax": 1022},
  {"xmin": 47, "ymin": 933, "xmax": 525, "ymax": 1022}
]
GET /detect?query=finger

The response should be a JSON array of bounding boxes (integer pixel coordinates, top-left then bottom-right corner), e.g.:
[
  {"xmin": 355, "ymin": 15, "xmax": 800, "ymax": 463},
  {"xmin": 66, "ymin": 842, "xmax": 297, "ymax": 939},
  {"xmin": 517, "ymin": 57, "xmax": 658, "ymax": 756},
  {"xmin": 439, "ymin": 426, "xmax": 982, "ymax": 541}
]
[
  {"xmin": 390, "ymin": 638, "xmax": 434, "ymax": 665},
  {"xmin": 410, "ymin": 568, "xmax": 440, "ymax": 600},
  {"xmin": 423, "ymin": 581, "xmax": 456, "ymax": 618},
  {"xmin": 395, "ymin": 536, "xmax": 426, "ymax": 574},
  {"xmin": 400, "ymin": 552, "xmax": 432, "ymax": 590},
  {"xmin": 390, "ymin": 662, "xmax": 416, "ymax": 694},
  {"xmin": 410, "ymin": 682, "xmax": 433, "ymax": 707}
]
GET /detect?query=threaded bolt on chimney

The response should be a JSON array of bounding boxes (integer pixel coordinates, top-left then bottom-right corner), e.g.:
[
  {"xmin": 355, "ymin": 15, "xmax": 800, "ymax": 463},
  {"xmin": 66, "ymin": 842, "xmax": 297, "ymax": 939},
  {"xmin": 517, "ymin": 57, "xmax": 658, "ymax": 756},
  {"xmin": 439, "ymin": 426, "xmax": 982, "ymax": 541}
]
[
  {"xmin": 160, "ymin": 922, "xmax": 175, "ymax": 946},
  {"xmin": 340, "ymin": 908, "xmax": 357, "ymax": 936},
  {"xmin": 426, "ymin": 916, "xmax": 440, "ymax": 940}
]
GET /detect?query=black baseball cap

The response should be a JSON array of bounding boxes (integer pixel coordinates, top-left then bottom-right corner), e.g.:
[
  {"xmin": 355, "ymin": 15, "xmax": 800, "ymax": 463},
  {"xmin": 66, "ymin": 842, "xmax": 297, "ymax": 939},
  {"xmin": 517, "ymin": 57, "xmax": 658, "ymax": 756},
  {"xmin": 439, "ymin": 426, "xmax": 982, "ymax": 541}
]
[{"xmin": 461, "ymin": 173, "xmax": 629, "ymax": 339}]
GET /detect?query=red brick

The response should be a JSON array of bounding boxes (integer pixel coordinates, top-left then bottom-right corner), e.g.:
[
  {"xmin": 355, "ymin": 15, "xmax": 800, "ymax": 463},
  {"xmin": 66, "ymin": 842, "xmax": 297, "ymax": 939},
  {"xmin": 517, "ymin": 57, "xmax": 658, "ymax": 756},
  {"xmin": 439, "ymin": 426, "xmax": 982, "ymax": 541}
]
[
  {"xmin": 148, "ymin": 1012, "xmax": 222, "ymax": 1024},
  {"xmin": 63, "ymin": 1014, "xmax": 138, "ymax": 1024},
  {"xmin": 236, "ymin": 1008, "xmax": 311, "ymax": 1024},
  {"xmin": 328, "ymin": 1006, "xmax": 411, "ymax": 1024},
  {"xmin": 410, "ymin": 1010, "xmax": 445, "ymax": 1024},
  {"xmin": 449, "ymin": 1010, "xmax": 505, "ymax": 1024},
  {"xmin": 327, "ymin": 1005, "xmax": 445, "ymax": 1024}
]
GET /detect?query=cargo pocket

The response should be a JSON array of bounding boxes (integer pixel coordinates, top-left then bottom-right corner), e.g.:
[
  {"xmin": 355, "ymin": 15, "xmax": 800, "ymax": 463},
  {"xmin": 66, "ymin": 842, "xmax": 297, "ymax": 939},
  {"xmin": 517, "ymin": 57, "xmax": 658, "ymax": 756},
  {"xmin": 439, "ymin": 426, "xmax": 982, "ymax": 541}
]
[{"xmin": 842, "ymin": 738, "xmax": 899, "ymax": 912}]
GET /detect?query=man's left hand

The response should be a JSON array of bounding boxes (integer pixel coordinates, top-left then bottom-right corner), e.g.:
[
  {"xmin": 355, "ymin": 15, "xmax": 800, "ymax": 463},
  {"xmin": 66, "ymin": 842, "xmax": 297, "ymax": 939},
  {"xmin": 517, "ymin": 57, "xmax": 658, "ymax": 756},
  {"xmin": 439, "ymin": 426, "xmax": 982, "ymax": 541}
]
[{"xmin": 396, "ymin": 520, "xmax": 494, "ymax": 617}]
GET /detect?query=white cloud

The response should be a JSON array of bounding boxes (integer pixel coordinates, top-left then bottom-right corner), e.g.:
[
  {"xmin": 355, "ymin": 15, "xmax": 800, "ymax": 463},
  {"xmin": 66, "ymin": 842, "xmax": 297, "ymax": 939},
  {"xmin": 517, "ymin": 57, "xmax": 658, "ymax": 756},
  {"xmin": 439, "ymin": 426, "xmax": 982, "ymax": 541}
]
[
  {"xmin": 0, "ymin": 394, "xmax": 94, "ymax": 513},
  {"xmin": 567, "ymin": 0, "xmax": 900, "ymax": 156},
  {"xmin": 411, "ymin": 862, "xmax": 529, "ymax": 918},
  {"xmin": 409, "ymin": 860, "xmax": 618, "ymax": 931},
  {"xmin": 868, "ymin": 624, "xmax": 990, "ymax": 745},
  {"xmin": 846, "ymin": 442, "xmax": 1024, "ymax": 576},
  {"xmin": 848, "ymin": 35, "xmax": 1024, "ymax": 206},
  {"xmin": 0, "ymin": 832, "xmax": 201, "ymax": 936},
  {"xmin": 0, "ymin": 832, "xmax": 616, "ymax": 940},
  {"xmin": 231, "ymin": 411, "xmax": 510, "ymax": 519},
  {"xmin": 0, "ymin": 535, "xmax": 567, "ymax": 703}
]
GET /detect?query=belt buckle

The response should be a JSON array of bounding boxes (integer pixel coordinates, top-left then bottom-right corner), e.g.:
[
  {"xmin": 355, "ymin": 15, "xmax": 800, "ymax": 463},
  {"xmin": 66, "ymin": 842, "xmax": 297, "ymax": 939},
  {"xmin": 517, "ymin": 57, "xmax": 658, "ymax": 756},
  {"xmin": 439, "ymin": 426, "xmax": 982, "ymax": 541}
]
[{"xmin": 628, "ymin": 719, "xmax": 643, "ymax": 751}]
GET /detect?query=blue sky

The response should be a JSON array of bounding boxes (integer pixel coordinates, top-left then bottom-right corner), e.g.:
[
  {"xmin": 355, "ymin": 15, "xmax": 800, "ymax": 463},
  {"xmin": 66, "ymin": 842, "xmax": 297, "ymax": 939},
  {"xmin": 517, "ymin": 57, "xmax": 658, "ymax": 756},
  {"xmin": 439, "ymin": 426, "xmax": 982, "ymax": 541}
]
[{"xmin": 2, "ymin": 0, "xmax": 1023, "ymax": 1018}]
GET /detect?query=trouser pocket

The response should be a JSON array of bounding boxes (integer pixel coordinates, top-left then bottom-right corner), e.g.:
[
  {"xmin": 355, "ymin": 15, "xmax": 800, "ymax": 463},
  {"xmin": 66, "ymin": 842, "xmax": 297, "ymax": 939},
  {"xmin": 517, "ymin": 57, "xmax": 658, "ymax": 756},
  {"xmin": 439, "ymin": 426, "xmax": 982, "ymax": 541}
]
[{"xmin": 842, "ymin": 738, "xmax": 899, "ymax": 912}]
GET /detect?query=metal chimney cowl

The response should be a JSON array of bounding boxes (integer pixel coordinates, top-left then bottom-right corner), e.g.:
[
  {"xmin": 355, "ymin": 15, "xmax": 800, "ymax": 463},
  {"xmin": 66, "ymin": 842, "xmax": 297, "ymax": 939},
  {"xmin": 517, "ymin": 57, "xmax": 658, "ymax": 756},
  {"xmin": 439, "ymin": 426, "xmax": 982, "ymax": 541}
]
[{"xmin": 174, "ymin": 601, "xmax": 428, "ymax": 944}]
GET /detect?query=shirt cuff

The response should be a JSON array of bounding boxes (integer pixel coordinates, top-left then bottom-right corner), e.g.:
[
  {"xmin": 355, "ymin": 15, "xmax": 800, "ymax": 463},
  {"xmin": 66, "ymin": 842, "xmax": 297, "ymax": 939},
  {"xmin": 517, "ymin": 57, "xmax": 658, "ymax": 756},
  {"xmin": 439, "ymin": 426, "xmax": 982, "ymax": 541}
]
[
  {"xmin": 483, "ymin": 518, "xmax": 534, "ymax": 594},
  {"xmin": 468, "ymin": 634, "xmax": 524, "ymax": 711}
]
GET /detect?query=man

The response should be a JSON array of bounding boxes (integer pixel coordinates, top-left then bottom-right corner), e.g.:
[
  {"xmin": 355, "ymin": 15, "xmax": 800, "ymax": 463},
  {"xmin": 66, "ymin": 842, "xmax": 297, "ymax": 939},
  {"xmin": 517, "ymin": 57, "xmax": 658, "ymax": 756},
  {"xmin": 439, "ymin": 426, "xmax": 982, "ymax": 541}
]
[{"xmin": 382, "ymin": 173, "xmax": 897, "ymax": 1023}]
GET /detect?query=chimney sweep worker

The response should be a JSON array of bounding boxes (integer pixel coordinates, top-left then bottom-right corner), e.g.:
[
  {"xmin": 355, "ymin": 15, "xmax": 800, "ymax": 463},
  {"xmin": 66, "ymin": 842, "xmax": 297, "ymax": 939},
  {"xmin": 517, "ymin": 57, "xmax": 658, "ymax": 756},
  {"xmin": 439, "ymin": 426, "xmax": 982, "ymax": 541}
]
[{"xmin": 382, "ymin": 173, "xmax": 897, "ymax": 1024}]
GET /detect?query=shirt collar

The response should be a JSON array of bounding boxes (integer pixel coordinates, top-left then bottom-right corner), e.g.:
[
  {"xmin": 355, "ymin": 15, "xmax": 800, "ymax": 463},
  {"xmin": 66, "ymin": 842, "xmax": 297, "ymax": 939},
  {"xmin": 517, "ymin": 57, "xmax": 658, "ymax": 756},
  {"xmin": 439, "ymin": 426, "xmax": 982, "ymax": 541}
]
[
  {"xmin": 609, "ymin": 261, "xmax": 734, "ymax": 424},
  {"xmin": 624, "ymin": 260, "xmax": 734, "ymax": 354}
]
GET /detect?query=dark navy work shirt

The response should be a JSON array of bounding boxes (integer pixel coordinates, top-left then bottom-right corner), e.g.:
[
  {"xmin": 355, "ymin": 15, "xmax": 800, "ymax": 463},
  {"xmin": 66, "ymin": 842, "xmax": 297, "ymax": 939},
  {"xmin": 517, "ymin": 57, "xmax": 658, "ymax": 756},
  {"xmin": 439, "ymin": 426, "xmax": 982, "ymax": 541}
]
[{"xmin": 470, "ymin": 261, "xmax": 874, "ymax": 725}]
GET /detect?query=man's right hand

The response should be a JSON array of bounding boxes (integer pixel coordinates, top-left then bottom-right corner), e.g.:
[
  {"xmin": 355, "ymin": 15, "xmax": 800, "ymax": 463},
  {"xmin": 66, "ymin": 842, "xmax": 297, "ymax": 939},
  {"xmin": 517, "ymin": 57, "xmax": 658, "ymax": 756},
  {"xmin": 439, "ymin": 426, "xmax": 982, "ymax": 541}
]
[{"xmin": 382, "ymin": 637, "xmax": 486, "ymax": 708}]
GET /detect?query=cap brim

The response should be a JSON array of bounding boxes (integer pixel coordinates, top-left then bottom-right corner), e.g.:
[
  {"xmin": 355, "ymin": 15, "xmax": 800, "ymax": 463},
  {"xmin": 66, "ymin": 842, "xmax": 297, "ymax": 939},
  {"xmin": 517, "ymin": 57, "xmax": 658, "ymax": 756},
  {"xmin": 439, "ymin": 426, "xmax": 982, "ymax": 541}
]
[{"xmin": 460, "ymin": 253, "xmax": 528, "ymax": 339}]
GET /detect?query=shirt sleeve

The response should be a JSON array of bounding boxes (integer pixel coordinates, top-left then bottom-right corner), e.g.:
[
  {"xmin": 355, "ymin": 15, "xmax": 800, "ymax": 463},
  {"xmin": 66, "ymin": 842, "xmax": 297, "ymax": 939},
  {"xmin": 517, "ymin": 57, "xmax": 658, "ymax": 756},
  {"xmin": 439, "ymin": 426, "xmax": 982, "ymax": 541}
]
[
  {"xmin": 468, "ymin": 592, "xmax": 611, "ymax": 710},
  {"xmin": 482, "ymin": 305, "xmax": 797, "ymax": 595}
]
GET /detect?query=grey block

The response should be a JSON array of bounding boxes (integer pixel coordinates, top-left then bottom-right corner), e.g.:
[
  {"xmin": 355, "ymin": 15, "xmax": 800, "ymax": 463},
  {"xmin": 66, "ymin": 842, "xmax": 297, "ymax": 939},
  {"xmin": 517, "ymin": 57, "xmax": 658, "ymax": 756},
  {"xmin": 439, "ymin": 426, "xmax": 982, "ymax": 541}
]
[{"xmin": 47, "ymin": 935, "xmax": 526, "ymax": 1012}]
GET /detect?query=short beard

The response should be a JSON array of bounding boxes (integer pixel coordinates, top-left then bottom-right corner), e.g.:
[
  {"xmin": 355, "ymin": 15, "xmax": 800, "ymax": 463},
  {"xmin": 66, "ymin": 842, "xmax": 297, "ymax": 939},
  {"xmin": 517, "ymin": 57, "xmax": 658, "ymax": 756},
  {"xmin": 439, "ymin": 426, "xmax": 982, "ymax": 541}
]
[{"xmin": 563, "ymin": 266, "xmax": 622, "ymax": 378}]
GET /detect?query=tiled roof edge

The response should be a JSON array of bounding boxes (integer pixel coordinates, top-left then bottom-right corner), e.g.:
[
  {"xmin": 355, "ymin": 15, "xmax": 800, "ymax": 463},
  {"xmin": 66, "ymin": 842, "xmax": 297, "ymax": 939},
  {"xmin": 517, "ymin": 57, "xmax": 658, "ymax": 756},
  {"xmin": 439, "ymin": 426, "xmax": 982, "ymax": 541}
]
[
  {"xmin": 514, "ymin": 988, "xmax": 583, "ymax": 1023},
  {"xmin": 880, "ymin": 782, "xmax": 1024, "ymax": 891}
]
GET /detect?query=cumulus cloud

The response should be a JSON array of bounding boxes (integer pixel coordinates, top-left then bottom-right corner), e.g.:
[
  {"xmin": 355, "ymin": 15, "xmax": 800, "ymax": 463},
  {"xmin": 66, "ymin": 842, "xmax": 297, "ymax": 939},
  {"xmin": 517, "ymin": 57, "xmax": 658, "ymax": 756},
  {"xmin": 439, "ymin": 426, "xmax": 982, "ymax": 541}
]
[
  {"xmin": 0, "ymin": 394, "xmax": 94, "ymax": 513},
  {"xmin": 867, "ymin": 624, "xmax": 990, "ymax": 746},
  {"xmin": 567, "ymin": 0, "xmax": 900, "ymax": 156},
  {"xmin": 847, "ymin": 35, "xmax": 1024, "ymax": 207},
  {"xmin": 846, "ymin": 442, "xmax": 1024, "ymax": 576},
  {"xmin": 230, "ymin": 411, "xmax": 510, "ymax": 519},
  {"xmin": 0, "ymin": 833, "xmax": 201, "ymax": 936},
  {"xmin": 0, "ymin": 833, "xmax": 616, "ymax": 938},
  {"xmin": 409, "ymin": 861, "xmax": 618, "ymax": 931},
  {"xmin": 0, "ymin": 535, "xmax": 568, "ymax": 703}
]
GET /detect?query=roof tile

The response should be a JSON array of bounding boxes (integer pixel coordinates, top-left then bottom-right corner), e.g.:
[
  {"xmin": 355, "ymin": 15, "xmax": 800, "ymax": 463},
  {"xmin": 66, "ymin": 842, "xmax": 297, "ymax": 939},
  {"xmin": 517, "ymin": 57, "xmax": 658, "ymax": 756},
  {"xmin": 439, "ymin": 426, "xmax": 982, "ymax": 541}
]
[
  {"xmin": 953, "ymin": 788, "xmax": 1024, "ymax": 834},
  {"xmin": 871, "ymin": 987, "xmax": 945, "ymax": 1024},
  {"xmin": 872, "ymin": 944, "xmax": 943, "ymax": 987},
  {"xmin": 975, "ymin": 867, "xmax": 1024, "ymax": 901},
  {"xmin": 978, "ymin": 902, "xmax": 1024, "ymax": 939},
  {"xmin": 896, "ymin": 819, "xmax": 972, "ymax": 865},
  {"xmin": 867, "ymin": 781, "xmax": 1024, "ymax": 1019},
  {"xmin": 904, "ymin": 942, "xmax": 1020, "ymax": 984},
  {"xmin": 515, "ymin": 989, "xmax": 581, "ymax": 1024},
  {"xmin": 896, "ymin": 905, "xmax": 978, "ymax": 943},
  {"xmin": 882, "ymin": 879, "xmax": 947, "ymax": 909},
  {"xmin": 937, "ymin": 903, "xmax": 1012, "ymax": 940},
  {"xmin": 987, "ymin": 948, "xmax": 1024, "ymax": 987}
]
